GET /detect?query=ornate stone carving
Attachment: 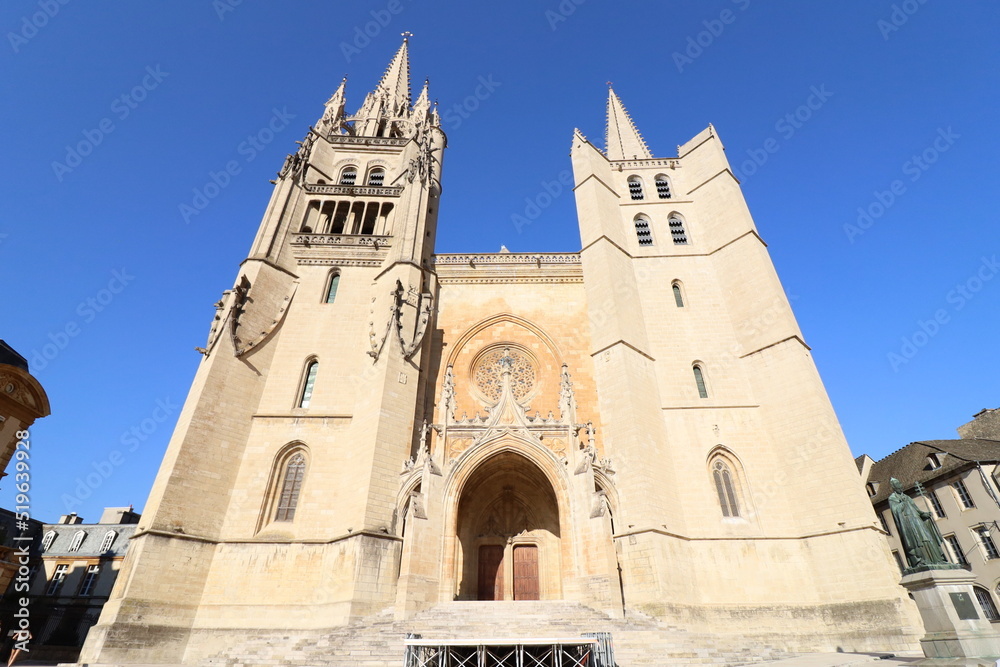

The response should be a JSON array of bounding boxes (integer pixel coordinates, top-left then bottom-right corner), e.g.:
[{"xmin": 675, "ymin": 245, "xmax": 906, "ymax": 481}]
[
  {"xmin": 0, "ymin": 373, "xmax": 35, "ymax": 410},
  {"xmin": 291, "ymin": 234, "xmax": 391, "ymax": 247},
  {"xmin": 474, "ymin": 347, "xmax": 536, "ymax": 403},
  {"xmin": 303, "ymin": 184, "xmax": 403, "ymax": 197},
  {"xmin": 226, "ymin": 277, "xmax": 298, "ymax": 358},
  {"xmin": 367, "ymin": 279, "xmax": 433, "ymax": 362}
]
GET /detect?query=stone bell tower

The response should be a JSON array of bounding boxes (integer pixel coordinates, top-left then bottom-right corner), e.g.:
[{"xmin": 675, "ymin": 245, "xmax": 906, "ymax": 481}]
[
  {"xmin": 568, "ymin": 88, "xmax": 921, "ymax": 647},
  {"xmin": 80, "ymin": 38, "xmax": 447, "ymax": 664}
]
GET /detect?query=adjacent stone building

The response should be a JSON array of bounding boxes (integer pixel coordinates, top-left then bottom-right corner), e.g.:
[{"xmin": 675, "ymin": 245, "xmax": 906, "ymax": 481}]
[
  {"xmin": 24, "ymin": 507, "xmax": 140, "ymax": 662},
  {"xmin": 860, "ymin": 408, "xmax": 1000, "ymax": 625},
  {"xmin": 80, "ymin": 41, "xmax": 922, "ymax": 666}
]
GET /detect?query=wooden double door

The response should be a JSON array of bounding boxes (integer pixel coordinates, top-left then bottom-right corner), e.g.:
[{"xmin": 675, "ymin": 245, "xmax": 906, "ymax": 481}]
[{"xmin": 477, "ymin": 544, "xmax": 539, "ymax": 601}]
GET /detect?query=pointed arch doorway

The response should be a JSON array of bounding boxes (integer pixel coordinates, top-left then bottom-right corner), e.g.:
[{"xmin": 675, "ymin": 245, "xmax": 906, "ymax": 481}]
[{"xmin": 454, "ymin": 451, "xmax": 562, "ymax": 601}]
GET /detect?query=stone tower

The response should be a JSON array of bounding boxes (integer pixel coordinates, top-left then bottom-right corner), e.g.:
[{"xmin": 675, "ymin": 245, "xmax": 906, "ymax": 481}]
[
  {"xmin": 80, "ymin": 46, "xmax": 921, "ymax": 666},
  {"xmin": 80, "ymin": 39, "xmax": 447, "ymax": 663},
  {"xmin": 567, "ymin": 89, "xmax": 921, "ymax": 642}
]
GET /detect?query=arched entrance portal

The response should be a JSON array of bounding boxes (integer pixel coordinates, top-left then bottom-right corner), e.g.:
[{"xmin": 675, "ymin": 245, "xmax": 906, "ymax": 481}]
[{"xmin": 455, "ymin": 451, "xmax": 562, "ymax": 601}]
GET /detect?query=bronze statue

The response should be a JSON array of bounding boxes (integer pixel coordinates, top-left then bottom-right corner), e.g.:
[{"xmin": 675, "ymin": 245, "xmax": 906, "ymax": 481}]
[{"xmin": 888, "ymin": 477, "xmax": 950, "ymax": 570}]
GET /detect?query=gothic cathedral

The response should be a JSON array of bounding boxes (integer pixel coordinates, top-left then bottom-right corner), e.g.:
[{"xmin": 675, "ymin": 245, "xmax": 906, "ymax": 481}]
[{"xmin": 80, "ymin": 41, "xmax": 921, "ymax": 665}]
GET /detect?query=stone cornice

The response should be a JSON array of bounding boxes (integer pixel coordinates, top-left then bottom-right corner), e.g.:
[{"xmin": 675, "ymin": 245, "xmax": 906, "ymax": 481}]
[
  {"xmin": 609, "ymin": 158, "xmax": 681, "ymax": 170},
  {"xmin": 295, "ymin": 258, "xmax": 383, "ymax": 267},
  {"xmin": 433, "ymin": 253, "xmax": 580, "ymax": 266},
  {"xmin": 433, "ymin": 253, "xmax": 583, "ymax": 285}
]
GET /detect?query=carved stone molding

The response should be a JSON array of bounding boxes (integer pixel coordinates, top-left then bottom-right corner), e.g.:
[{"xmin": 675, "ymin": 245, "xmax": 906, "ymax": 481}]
[
  {"xmin": 327, "ymin": 135, "xmax": 410, "ymax": 147},
  {"xmin": 291, "ymin": 233, "xmax": 392, "ymax": 247},
  {"xmin": 295, "ymin": 258, "xmax": 383, "ymax": 267},
  {"xmin": 433, "ymin": 253, "xmax": 581, "ymax": 266},
  {"xmin": 304, "ymin": 184, "xmax": 403, "ymax": 197}
]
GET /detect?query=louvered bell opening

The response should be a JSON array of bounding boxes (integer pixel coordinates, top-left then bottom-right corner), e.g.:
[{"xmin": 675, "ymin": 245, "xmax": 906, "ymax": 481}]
[
  {"xmin": 636, "ymin": 220, "xmax": 653, "ymax": 246},
  {"xmin": 656, "ymin": 182, "xmax": 672, "ymax": 199}
]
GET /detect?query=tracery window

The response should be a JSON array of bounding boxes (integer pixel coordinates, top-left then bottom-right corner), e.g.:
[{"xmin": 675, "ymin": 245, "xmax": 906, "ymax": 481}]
[
  {"xmin": 274, "ymin": 453, "xmax": 307, "ymax": 522},
  {"xmin": 712, "ymin": 459, "xmax": 740, "ymax": 518},
  {"xmin": 473, "ymin": 347, "xmax": 536, "ymax": 403}
]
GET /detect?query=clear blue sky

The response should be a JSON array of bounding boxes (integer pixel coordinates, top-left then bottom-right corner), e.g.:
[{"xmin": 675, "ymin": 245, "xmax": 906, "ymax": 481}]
[{"xmin": 2, "ymin": 1, "xmax": 997, "ymax": 522}]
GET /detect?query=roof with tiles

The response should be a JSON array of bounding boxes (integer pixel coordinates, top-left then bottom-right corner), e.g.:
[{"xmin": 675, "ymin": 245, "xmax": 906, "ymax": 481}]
[{"xmin": 864, "ymin": 439, "xmax": 1000, "ymax": 505}]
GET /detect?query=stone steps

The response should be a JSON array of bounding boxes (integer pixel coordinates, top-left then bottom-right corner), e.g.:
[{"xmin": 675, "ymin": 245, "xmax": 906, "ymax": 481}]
[{"xmin": 202, "ymin": 601, "xmax": 789, "ymax": 667}]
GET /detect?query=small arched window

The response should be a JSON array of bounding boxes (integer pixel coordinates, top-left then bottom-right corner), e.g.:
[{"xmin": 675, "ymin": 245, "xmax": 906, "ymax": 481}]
[
  {"xmin": 42, "ymin": 531, "xmax": 56, "ymax": 552},
  {"xmin": 655, "ymin": 174, "xmax": 672, "ymax": 199},
  {"xmin": 669, "ymin": 215, "xmax": 689, "ymax": 245},
  {"xmin": 634, "ymin": 215, "xmax": 653, "ymax": 246},
  {"xmin": 975, "ymin": 586, "xmax": 1000, "ymax": 621},
  {"xmin": 672, "ymin": 282, "xmax": 684, "ymax": 308},
  {"xmin": 367, "ymin": 167, "xmax": 385, "ymax": 186},
  {"xmin": 100, "ymin": 531, "xmax": 117, "ymax": 553},
  {"xmin": 298, "ymin": 361, "xmax": 319, "ymax": 408},
  {"xmin": 339, "ymin": 166, "xmax": 358, "ymax": 186},
  {"xmin": 275, "ymin": 453, "xmax": 307, "ymax": 522},
  {"xmin": 693, "ymin": 365, "xmax": 708, "ymax": 399},
  {"xmin": 325, "ymin": 272, "xmax": 341, "ymax": 304},
  {"xmin": 627, "ymin": 176, "xmax": 645, "ymax": 201},
  {"xmin": 69, "ymin": 531, "xmax": 86, "ymax": 552},
  {"xmin": 712, "ymin": 459, "xmax": 741, "ymax": 518}
]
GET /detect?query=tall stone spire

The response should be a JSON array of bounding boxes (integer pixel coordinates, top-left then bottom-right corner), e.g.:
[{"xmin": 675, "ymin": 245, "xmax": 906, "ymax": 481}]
[
  {"xmin": 605, "ymin": 87, "xmax": 652, "ymax": 161},
  {"xmin": 355, "ymin": 37, "xmax": 411, "ymax": 121}
]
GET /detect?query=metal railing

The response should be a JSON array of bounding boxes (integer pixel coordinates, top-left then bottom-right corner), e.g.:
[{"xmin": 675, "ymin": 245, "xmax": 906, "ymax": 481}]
[{"xmin": 403, "ymin": 634, "xmax": 613, "ymax": 667}]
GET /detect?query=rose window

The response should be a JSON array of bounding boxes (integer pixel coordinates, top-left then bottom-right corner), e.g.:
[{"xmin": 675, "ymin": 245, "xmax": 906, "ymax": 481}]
[{"xmin": 474, "ymin": 348, "xmax": 536, "ymax": 403}]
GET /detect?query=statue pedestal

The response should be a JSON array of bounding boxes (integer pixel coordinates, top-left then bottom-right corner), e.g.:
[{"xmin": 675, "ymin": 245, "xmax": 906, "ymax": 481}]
[{"xmin": 901, "ymin": 568, "xmax": 1000, "ymax": 666}]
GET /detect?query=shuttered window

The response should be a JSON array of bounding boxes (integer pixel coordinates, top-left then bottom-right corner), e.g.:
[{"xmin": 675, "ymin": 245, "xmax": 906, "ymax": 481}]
[
  {"xmin": 669, "ymin": 216, "xmax": 688, "ymax": 245},
  {"xmin": 634, "ymin": 217, "xmax": 653, "ymax": 246}
]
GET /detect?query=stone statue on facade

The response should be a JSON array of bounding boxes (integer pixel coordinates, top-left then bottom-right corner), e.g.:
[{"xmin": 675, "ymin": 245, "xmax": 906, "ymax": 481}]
[{"xmin": 888, "ymin": 477, "xmax": 951, "ymax": 571}]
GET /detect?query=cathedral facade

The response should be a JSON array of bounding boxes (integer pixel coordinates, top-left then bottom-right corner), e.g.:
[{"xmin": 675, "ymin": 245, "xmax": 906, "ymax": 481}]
[{"xmin": 80, "ymin": 41, "xmax": 921, "ymax": 664}]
